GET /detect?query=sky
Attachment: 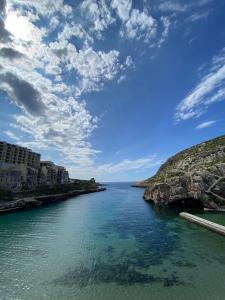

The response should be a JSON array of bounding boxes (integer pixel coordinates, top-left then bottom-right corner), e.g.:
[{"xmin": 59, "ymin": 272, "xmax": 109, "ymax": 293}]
[{"xmin": 0, "ymin": 0, "xmax": 225, "ymax": 182}]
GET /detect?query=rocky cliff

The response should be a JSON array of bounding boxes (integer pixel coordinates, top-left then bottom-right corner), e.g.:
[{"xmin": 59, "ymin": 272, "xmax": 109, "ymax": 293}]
[{"xmin": 136, "ymin": 135, "xmax": 225, "ymax": 208}]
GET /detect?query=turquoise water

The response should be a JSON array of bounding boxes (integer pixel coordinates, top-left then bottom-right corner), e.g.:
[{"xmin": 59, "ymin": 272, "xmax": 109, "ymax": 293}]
[
  {"xmin": 0, "ymin": 182, "xmax": 225, "ymax": 300},
  {"xmin": 196, "ymin": 212, "xmax": 225, "ymax": 226}
]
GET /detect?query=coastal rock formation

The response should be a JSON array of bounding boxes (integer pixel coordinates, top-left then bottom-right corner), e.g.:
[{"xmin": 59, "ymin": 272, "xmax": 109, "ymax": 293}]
[
  {"xmin": 136, "ymin": 135, "xmax": 225, "ymax": 208},
  {"xmin": 0, "ymin": 177, "xmax": 106, "ymax": 214},
  {"xmin": 0, "ymin": 188, "xmax": 106, "ymax": 214}
]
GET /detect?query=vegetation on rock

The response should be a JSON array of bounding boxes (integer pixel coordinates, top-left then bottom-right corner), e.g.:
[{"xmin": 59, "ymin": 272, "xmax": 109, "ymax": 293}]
[{"xmin": 136, "ymin": 135, "xmax": 225, "ymax": 209}]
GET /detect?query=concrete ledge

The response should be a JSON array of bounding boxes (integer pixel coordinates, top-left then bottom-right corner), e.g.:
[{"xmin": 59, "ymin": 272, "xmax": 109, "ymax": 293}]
[
  {"xmin": 180, "ymin": 212, "xmax": 225, "ymax": 236},
  {"xmin": 204, "ymin": 208, "xmax": 225, "ymax": 212}
]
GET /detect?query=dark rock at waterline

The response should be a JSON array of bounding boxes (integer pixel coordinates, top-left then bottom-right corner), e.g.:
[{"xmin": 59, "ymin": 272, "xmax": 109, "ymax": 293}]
[
  {"xmin": 0, "ymin": 188, "xmax": 106, "ymax": 214},
  {"xmin": 135, "ymin": 134, "xmax": 225, "ymax": 209}
]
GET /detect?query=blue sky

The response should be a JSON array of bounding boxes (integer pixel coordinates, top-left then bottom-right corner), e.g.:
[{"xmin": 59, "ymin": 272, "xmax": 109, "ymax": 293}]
[{"xmin": 0, "ymin": 0, "xmax": 225, "ymax": 182}]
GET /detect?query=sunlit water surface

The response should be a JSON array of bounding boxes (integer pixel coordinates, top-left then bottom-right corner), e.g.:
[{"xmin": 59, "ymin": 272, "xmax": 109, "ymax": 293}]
[{"xmin": 0, "ymin": 182, "xmax": 225, "ymax": 300}]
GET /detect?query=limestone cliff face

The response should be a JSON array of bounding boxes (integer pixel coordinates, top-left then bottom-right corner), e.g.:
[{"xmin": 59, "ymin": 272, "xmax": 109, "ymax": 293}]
[{"xmin": 137, "ymin": 135, "xmax": 225, "ymax": 208}]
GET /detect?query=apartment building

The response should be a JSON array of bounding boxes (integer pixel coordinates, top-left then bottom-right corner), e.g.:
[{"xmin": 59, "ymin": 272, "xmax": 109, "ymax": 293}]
[
  {"xmin": 38, "ymin": 161, "xmax": 69, "ymax": 186},
  {"xmin": 57, "ymin": 166, "xmax": 69, "ymax": 184},
  {"xmin": 0, "ymin": 168, "xmax": 23, "ymax": 191},
  {"xmin": 0, "ymin": 141, "xmax": 69, "ymax": 191},
  {"xmin": 0, "ymin": 163, "xmax": 39, "ymax": 191},
  {"xmin": 0, "ymin": 141, "xmax": 40, "ymax": 168}
]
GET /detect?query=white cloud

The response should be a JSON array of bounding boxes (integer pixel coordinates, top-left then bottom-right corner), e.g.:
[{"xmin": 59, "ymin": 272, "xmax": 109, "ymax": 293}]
[
  {"xmin": 57, "ymin": 23, "xmax": 93, "ymax": 44},
  {"xmin": 157, "ymin": 17, "xmax": 171, "ymax": 47},
  {"xmin": 5, "ymin": 11, "xmax": 46, "ymax": 42},
  {"xmin": 111, "ymin": 0, "xmax": 132, "ymax": 22},
  {"xmin": 158, "ymin": 1, "xmax": 189, "ymax": 13},
  {"xmin": 117, "ymin": 75, "xmax": 126, "ymax": 83},
  {"xmin": 196, "ymin": 120, "xmax": 216, "ymax": 129},
  {"xmin": 186, "ymin": 11, "xmax": 209, "ymax": 22},
  {"xmin": 158, "ymin": 0, "xmax": 212, "ymax": 13},
  {"xmin": 68, "ymin": 155, "xmax": 163, "ymax": 180},
  {"xmin": 98, "ymin": 156, "xmax": 160, "ymax": 173},
  {"xmin": 49, "ymin": 16, "xmax": 60, "ymax": 30},
  {"xmin": 80, "ymin": 0, "xmax": 168, "ymax": 45},
  {"xmin": 0, "ymin": 0, "xmax": 125, "ymax": 167},
  {"xmin": 124, "ymin": 55, "xmax": 134, "ymax": 68},
  {"xmin": 0, "ymin": 0, "xmax": 139, "ymax": 173},
  {"xmin": 68, "ymin": 48, "xmax": 124, "ymax": 95},
  {"xmin": 80, "ymin": 0, "xmax": 115, "ymax": 38},
  {"xmin": 0, "ymin": 0, "xmax": 170, "ymax": 179},
  {"xmin": 175, "ymin": 48, "xmax": 225, "ymax": 121},
  {"xmin": 121, "ymin": 9, "xmax": 157, "ymax": 42},
  {"xmin": 7, "ymin": 0, "xmax": 73, "ymax": 18},
  {"xmin": 112, "ymin": 1, "xmax": 157, "ymax": 43},
  {"xmin": 4, "ymin": 130, "xmax": 20, "ymax": 141},
  {"xmin": 50, "ymin": 31, "xmax": 131, "ymax": 95}
]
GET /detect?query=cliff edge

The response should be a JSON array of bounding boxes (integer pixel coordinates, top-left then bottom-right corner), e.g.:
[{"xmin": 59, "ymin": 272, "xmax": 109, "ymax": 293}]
[{"xmin": 136, "ymin": 135, "xmax": 225, "ymax": 208}]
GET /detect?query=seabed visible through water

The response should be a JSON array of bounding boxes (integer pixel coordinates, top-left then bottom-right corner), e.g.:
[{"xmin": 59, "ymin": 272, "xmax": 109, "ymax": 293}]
[{"xmin": 0, "ymin": 182, "xmax": 225, "ymax": 300}]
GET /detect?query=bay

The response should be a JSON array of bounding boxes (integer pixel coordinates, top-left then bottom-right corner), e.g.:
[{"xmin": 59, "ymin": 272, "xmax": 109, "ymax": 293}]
[{"xmin": 0, "ymin": 182, "xmax": 225, "ymax": 300}]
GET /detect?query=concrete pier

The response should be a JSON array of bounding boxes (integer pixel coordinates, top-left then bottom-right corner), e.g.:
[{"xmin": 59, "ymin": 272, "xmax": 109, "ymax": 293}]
[
  {"xmin": 180, "ymin": 212, "xmax": 225, "ymax": 236},
  {"xmin": 204, "ymin": 208, "xmax": 225, "ymax": 212}
]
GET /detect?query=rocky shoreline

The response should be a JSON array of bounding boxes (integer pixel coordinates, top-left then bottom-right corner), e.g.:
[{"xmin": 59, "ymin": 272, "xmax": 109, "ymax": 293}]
[
  {"xmin": 0, "ymin": 187, "xmax": 106, "ymax": 214},
  {"xmin": 131, "ymin": 184, "xmax": 144, "ymax": 188}
]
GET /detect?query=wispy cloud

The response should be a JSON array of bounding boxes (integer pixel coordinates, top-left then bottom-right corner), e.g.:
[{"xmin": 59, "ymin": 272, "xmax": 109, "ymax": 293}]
[
  {"xmin": 4, "ymin": 130, "xmax": 20, "ymax": 141},
  {"xmin": 158, "ymin": 1, "xmax": 189, "ymax": 13},
  {"xmin": 186, "ymin": 11, "xmax": 209, "ymax": 22},
  {"xmin": 97, "ymin": 156, "xmax": 162, "ymax": 174},
  {"xmin": 196, "ymin": 120, "xmax": 217, "ymax": 129},
  {"xmin": 158, "ymin": 0, "xmax": 213, "ymax": 13},
  {"xmin": 69, "ymin": 155, "xmax": 163, "ymax": 180},
  {"xmin": 175, "ymin": 48, "xmax": 225, "ymax": 121}
]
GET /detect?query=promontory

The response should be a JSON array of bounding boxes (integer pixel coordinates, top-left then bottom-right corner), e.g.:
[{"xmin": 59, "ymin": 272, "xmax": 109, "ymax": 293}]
[{"xmin": 135, "ymin": 134, "xmax": 225, "ymax": 209}]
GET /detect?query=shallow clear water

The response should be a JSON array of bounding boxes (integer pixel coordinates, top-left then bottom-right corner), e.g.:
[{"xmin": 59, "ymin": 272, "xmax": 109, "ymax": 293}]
[
  {"xmin": 196, "ymin": 212, "xmax": 225, "ymax": 226},
  {"xmin": 0, "ymin": 182, "xmax": 225, "ymax": 300}
]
